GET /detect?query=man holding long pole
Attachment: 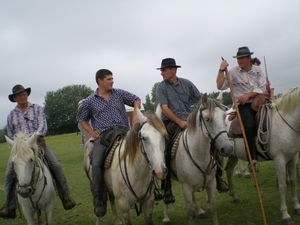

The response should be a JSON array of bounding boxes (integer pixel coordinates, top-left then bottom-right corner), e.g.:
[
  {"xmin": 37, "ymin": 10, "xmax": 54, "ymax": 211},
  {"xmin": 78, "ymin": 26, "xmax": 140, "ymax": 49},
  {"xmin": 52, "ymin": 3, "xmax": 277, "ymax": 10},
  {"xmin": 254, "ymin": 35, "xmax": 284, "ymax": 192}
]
[{"xmin": 216, "ymin": 46, "xmax": 266, "ymax": 173}]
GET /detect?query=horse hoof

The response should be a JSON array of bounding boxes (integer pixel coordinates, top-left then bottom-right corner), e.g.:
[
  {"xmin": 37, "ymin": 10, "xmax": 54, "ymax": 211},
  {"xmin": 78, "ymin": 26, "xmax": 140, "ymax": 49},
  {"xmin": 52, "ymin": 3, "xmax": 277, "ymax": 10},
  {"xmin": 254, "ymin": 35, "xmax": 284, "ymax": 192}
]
[
  {"xmin": 244, "ymin": 174, "xmax": 251, "ymax": 179},
  {"xmin": 282, "ymin": 218, "xmax": 293, "ymax": 225},
  {"xmin": 162, "ymin": 221, "xmax": 171, "ymax": 225},
  {"xmin": 198, "ymin": 213, "xmax": 207, "ymax": 219},
  {"xmin": 294, "ymin": 208, "xmax": 300, "ymax": 215},
  {"xmin": 233, "ymin": 199, "xmax": 242, "ymax": 204},
  {"xmin": 235, "ymin": 173, "xmax": 241, "ymax": 178}
]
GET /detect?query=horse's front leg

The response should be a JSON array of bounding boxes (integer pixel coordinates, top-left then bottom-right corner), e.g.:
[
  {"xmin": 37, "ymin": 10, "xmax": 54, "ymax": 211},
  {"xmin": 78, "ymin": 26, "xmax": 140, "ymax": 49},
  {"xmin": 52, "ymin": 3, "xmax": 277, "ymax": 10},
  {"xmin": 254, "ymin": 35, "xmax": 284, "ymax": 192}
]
[
  {"xmin": 287, "ymin": 155, "xmax": 300, "ymax": 215},
  {"xmin": 274, "ymin": 158, "xmax": 294, "ymax": 225},
  {"xmin": 206, "ymin": 178, "xmax": 219, "ymax": 225},
  {"xmin": 118, "ymin": 199, "xmax": 131, "ymax": 225},
  {"xmin": 18, "ymin": 198, "xmax": 36, "ymax": 225},
  {"xmin": 142, "ymin": 194, "xmax": 155, "ymax": 225},
  {"xmin": 108, "ymin": 194, "xmax": 122, "ymax": 225},
  {"xmin": 182, "ymin": 183, "xmax": 198, "ymax": 225},
  {"xmin": 226, "ymin": 155, "xmax": 242, "ymax": 204}
]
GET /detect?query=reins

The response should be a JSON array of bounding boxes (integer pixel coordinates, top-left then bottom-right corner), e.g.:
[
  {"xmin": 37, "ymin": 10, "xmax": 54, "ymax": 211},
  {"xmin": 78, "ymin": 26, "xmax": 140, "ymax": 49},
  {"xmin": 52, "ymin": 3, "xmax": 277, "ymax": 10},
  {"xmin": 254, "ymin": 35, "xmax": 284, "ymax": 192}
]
[
  {"xmin": 183, "ymin": 105, "xmax": 227, "ymax": 191},
  {"xmin": 275, "ymin": 105, "xmax": 300, "ymax": 135},
  {"xmin": 118, "ymin": 121, "xmax": 154, "ymax": 216}
]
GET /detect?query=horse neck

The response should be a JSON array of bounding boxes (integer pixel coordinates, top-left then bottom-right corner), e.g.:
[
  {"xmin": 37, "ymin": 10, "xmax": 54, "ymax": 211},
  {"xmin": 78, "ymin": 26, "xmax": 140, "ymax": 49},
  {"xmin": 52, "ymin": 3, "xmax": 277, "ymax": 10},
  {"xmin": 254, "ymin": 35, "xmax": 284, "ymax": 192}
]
[
  {"xmin": 185, "ymin": 128, "xmax": 211, "ymax": 158},
  {"xmin": 273, "ymin": 104, "xmax": 300, "ymax": 132}
]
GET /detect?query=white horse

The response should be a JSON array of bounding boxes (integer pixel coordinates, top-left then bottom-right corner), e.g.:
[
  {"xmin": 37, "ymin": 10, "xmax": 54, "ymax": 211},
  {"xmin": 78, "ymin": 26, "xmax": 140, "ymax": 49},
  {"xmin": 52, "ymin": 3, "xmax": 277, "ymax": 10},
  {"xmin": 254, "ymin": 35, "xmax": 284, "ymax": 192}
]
[
  {"xmin": 5, "ymin": 132, "xmax": 55, "ymax": 225},
  {"xmin": 224, "ymin": 85, "xmax": 300, "ymax": 225},
  {"xmin": 84, "ymin": 106, "xmax": 168, "ymax": 225},
  {"xmin": 162, "ymin": 95, "xmax": 233, "ymax": 225}
]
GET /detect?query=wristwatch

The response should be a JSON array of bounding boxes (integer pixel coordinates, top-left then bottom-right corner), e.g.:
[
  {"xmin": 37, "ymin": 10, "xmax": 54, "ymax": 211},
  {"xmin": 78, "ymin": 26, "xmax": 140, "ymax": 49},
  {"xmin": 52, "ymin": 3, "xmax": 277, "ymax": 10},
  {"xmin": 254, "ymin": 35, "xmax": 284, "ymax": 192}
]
[{"xmin": 219, "ymin": 68, "xmax": 226, "ymax": 73}]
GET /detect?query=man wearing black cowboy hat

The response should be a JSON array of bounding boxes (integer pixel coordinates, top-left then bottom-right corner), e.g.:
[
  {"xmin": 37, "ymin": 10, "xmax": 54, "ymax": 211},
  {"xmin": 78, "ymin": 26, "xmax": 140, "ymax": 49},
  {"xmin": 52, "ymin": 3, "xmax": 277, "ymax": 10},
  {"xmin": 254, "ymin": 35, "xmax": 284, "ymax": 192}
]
[
  {"xmin": 0, "ymin": 84, "xmax": 75, "ymax": 219},
  {"xmin": 156, "ymin": 58, "xmax": 229, "ymax": 202},
  {"xmin": 216, "ymin": 47, "xmax": 266, "ymax": 173}
]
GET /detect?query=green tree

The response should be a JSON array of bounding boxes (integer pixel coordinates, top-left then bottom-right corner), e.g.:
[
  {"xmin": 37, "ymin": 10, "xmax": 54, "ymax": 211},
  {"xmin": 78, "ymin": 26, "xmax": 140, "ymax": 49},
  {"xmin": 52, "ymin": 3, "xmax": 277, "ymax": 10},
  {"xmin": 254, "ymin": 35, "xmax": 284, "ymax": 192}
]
[
  {"xmin": 209, "ymin": 91, "xmax": 233, "ymax": 107},
  {"xmin": 44, "ymin": 85, "xmax": 93, "ymax": 133},
  {"xmin": 143, "ymin": 82, "xmax": 159, "ymax": 112}
]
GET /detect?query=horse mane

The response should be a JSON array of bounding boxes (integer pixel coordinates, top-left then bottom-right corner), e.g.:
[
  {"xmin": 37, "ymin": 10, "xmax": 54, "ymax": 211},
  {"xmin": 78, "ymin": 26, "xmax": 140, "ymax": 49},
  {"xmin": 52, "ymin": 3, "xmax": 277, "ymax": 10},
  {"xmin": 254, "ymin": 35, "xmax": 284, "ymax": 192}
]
[
  {"xmin": 273, "ymin": 85, "xmax": 300, "ymax": 115},
  {"xmin": 9, "ymin": 132, "xmax": 40, "ymax": 165},
  {"xmin": 187, "ymin": 98, "xmax": 224, "ymax": 133},
  {"xmin": 121, "ymin": 111, "xmax": 167, "ymax": 166}
]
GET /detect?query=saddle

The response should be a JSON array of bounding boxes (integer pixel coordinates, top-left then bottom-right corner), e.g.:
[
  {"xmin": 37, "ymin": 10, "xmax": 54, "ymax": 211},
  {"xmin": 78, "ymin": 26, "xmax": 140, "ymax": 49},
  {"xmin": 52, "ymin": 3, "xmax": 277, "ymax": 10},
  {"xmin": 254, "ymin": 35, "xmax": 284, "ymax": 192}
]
[
  {"xmin": 228, "ymin": 95, "xmax": 272, "ymax": 151},
  {"xmin": 87, "ymin": 127, "xmax": 127, "ymax": 169}
]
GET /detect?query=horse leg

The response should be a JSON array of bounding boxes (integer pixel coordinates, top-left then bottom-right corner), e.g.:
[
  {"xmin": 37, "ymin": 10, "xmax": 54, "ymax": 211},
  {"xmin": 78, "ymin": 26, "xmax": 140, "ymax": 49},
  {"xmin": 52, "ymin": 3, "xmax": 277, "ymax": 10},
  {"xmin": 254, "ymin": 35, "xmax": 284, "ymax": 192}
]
[
  {"xmin": 240, "ymin": 160, "xmax": 251, "ymax": 178},
  {"xmin": 108, "ymin": 194, "xmax": 122, "ymax": 225},
  {"xmin": 234, "ymin": 160, "xmax": 242, "ymax": 178},
  {"xmin": 18, "ymin": 199, "xmax": 36, "ymax": 225},
  {"xmin": 44, "ymin": 200, "xmax": 55, "ymax": 225},
  {"xmin": 206, "ymin": 181, "xmax": 219, "ymax": 225},
  {"xmin": 194, "ymin": 194, "xmax": 206, "ymax": 219},
  {"xmin": 225, "ymin": 156, "xmax": 242, "ymax": 204},
  {"xmin": 162, "ymin": 203, "xmax": 171, "ymax": 224},
  {"xmin": 287, "ymin": 155, "xmax": 300, "ymax": 215},
  {"xmin": 118, "ymin": 200, "xmax": 131, "ymax": 225},
  {"xmin": 142, "ymin": 196, "xmax": 155, "ymax": 225},
  {"xmin": 274, "ymin": 158, "xmax": 294, "ymax": 225},
  {"xmin": 182, "ymin": 184, "xmax": 198, "ymax": 225}
]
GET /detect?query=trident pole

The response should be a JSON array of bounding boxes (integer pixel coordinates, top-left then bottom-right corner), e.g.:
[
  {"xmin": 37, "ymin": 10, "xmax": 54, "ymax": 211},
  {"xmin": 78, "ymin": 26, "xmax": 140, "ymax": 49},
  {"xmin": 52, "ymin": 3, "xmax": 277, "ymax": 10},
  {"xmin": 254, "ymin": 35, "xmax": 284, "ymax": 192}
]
[{"xmin": 221, "ymin": 57, "xmax": 267, "ymax": 225}]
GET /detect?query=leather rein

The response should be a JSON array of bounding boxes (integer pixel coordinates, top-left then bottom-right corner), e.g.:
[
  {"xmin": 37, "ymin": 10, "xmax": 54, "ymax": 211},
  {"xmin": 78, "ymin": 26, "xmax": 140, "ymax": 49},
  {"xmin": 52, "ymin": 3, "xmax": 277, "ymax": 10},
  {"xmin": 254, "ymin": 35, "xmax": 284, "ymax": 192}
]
[
  {"xmin": 183, "ymin": 105, "xmax": 228, "ymax": 191},
  {"xmin": 118, "ymin": 121, "xmax": 154, "ymax": 215}
]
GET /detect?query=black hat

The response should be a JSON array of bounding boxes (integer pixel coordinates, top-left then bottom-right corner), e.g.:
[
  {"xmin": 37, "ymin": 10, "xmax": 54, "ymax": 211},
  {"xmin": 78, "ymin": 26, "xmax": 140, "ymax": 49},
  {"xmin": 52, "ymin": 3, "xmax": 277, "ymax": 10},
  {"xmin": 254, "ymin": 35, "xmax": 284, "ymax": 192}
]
[
  {"xmin": 157, "ymin": 58, "xmax": 181, "ymax": 70},
  {"xmin": 233, "ymin": 46, "xmax": 254, "ymax": 58},
  {"xmin": 8, "ymin": 84, "xmax": 31, "ymax": 102}
]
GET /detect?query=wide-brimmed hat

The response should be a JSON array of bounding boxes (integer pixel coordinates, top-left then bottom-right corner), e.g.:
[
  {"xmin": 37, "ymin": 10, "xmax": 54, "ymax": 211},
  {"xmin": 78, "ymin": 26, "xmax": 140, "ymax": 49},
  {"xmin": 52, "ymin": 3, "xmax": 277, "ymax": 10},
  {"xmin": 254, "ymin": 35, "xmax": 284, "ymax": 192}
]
[
  {"xmin": 8, "ymin": 84, "xmax": 31, "ymax": 102},
  {"xmin": 157, "ymin": 58, "xmax": 181, "ymax": 70},
  {"xmin": 233, "ymin": 46, "xmax": 254, "ymax": 58}
]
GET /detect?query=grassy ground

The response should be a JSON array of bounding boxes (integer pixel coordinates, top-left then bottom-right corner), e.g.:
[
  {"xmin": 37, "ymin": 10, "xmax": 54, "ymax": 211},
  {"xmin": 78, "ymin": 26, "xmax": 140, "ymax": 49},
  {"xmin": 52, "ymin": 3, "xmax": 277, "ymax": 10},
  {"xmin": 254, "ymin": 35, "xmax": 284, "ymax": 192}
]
[{"xmin": 0, "ymin": 133, "xmax": 299, "ymax": 224}]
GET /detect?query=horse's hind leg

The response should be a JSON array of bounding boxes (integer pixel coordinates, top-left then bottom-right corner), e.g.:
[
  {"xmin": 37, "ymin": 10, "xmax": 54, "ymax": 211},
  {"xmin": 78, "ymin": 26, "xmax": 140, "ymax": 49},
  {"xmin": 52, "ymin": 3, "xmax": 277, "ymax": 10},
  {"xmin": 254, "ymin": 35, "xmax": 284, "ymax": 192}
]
[{"xmin": 226, "ymin": 156, "xmax": 242, "ymax": 204}]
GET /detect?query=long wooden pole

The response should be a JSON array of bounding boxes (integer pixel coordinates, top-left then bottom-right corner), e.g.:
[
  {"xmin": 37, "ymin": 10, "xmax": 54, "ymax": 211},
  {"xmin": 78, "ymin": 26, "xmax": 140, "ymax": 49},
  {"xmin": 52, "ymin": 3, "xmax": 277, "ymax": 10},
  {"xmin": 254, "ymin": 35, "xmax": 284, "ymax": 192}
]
[{"xmin": 222, "ymin": 57, "xmax": 267, "ymax": 225}]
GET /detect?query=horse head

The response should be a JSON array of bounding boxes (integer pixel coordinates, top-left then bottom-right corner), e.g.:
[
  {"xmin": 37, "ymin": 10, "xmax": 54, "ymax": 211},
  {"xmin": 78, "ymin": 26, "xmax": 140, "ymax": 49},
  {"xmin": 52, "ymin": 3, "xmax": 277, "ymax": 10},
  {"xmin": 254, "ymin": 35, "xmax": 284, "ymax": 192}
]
[
  {"xmin": 132, "ymin": 105, "xmax": 168, "ymax": 180},
  {"xmin": 189, "ymin": 94, "xmax": 233, "ymax": 157},
  {"xmin": 5, "ymin": 132, "xmax": 39, "ymax": 198}
]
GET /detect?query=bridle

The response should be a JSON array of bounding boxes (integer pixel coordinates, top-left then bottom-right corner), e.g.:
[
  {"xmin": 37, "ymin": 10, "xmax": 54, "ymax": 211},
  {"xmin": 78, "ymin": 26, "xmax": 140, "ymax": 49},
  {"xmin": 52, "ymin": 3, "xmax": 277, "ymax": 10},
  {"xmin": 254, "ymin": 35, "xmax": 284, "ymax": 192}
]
[
  {"xmin": 118, "ymin": 120, "xmax": 154, "ymax": 214},
  {"xmin": 183, "ymin": 105, "xmax": 228, "ymax": 190},
  {"xmin": 13, "ymin": 150, "xmax": 48, "ymax": 210}
]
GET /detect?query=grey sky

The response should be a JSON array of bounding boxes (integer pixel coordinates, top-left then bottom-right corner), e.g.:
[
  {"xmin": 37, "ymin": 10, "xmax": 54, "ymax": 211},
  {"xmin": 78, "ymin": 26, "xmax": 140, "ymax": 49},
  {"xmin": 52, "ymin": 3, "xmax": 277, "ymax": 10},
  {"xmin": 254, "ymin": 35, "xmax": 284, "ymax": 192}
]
[{"xmin": 1, "ymin": 0, "xmax": 299, "ymax": 128}]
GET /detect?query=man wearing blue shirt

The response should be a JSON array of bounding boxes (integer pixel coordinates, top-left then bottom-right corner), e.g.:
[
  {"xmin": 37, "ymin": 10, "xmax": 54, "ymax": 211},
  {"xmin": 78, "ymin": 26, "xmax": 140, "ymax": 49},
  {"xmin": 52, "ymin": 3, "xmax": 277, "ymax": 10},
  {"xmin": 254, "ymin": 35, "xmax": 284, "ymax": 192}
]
[{"xmin": 77, "ymin": 69, "xmax": 141, "ymax": 217}]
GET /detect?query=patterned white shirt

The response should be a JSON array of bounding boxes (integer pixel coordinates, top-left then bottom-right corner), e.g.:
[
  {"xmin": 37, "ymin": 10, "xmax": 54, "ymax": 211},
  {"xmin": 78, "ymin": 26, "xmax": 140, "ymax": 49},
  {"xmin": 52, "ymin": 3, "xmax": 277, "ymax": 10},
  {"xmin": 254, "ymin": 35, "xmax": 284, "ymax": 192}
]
[
  {"xmin": 7, "ymin": 102, "xmax": 47, "ymax": 139},
  {"xmin": 220, "ymin": 65, "xmax": 266, "ymax": 103}
]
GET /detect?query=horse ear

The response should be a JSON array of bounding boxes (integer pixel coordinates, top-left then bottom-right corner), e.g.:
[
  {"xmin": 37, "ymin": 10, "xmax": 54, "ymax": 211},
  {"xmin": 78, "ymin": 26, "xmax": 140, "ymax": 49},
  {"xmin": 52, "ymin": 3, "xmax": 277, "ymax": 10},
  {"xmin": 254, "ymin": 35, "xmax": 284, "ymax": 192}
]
[
  {"xmin": 155, "ymin": 104, "xmax": 162, "ymax": 118},
  {"xmin": 27, "ymin": 132, "xmax": 37, "ymax": 147},
  {"xmin": 216, "ymin": 91, "xmax": 223, "ymax": 103},
  {"xmin": 135, "ymin": 107, "xmax": 147, "ymax": 123},
  {"xmin": 202, "ymin": 93, "xmax": 208, "ymax": 105},
  {"xmin": 5, "ymin": 136, "xmax": 14, "ymax": 148}
]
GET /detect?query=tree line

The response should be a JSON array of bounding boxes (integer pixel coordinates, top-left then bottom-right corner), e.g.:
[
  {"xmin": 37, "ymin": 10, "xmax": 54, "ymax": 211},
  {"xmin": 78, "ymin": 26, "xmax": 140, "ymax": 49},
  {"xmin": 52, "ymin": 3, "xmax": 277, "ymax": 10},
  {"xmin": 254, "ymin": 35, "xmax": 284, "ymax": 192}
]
[{"xmin": 0, "ymin": 83, "xmax": 234, "ymax": 143}]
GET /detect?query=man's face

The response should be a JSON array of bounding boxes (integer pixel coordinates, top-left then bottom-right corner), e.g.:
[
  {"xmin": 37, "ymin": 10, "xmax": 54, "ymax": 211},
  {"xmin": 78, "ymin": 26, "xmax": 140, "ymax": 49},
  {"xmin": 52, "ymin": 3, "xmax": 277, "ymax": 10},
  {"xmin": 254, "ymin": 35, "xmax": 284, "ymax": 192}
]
[
  {"xmin": 13, "ymin": 91, "xmax": 28, "ymax": 104},
  {"xmin": 237, "ymin": 56, "xmax": 251, "ymax": 70},
  {"xmin": 99, "ymin": 74, "xmax": 114, "ymax": 91},
  {"xmin": 160, "ymin": 67, "xmax": 176, "ymax": 81}
]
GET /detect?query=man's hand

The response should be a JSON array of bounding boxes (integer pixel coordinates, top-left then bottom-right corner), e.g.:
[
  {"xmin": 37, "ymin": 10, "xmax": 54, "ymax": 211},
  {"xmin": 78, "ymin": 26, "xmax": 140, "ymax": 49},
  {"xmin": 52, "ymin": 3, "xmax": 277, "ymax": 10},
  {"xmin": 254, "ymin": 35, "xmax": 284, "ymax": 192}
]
[
  {"xmin": 238, "ymin": 93, "xmax": 250, "ymax": 105},
  {"xmin": 91, "ymin": 130, "xmax": 100, "ymax": 140},
  {"xmin": 178, "ymin": 120, "xmax": 187, "ymax": 130}
]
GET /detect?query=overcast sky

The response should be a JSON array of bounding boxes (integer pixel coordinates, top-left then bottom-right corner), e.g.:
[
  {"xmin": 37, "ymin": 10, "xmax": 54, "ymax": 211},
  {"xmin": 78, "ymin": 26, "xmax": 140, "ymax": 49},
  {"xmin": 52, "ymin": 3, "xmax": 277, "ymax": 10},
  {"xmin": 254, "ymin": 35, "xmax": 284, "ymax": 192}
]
[{"xmin": 1, "ymin": 1, "xmax": 299, "ymax": 128}]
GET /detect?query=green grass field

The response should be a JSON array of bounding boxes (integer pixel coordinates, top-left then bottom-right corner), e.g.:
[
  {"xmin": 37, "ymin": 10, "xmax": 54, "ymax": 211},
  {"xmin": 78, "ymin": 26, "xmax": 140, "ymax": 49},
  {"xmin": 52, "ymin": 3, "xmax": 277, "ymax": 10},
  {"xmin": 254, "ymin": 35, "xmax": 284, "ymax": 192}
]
[{"xmin": 0, "ymin": 133, "xmax": 299, "ymax": 224}]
